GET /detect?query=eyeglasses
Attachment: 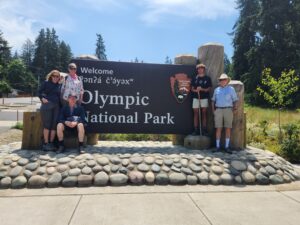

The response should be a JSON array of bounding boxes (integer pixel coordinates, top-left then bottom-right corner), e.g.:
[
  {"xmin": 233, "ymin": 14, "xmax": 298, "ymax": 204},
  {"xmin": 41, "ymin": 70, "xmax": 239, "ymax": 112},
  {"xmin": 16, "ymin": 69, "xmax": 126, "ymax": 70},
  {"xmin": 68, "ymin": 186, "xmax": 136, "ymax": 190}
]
[{"xmin": 69, "ymin": 67, "xmax": 77, "ymax": 70}]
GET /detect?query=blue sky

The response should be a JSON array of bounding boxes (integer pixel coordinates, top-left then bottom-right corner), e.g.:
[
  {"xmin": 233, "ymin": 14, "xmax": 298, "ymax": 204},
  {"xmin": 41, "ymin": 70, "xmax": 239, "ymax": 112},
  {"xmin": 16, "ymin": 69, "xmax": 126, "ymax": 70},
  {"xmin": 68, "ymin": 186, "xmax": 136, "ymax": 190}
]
[{"xmin": 0, "ymin": 0, "xmax": 238, "ymax": 64}]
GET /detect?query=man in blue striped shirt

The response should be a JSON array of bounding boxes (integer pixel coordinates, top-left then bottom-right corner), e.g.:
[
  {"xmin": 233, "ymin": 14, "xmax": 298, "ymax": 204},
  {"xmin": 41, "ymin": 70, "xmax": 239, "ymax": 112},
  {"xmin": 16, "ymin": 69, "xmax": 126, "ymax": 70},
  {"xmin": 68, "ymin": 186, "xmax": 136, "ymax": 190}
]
[{"xmin": 211, "ymin": 74, "xmax": 238, "ymax": 153}]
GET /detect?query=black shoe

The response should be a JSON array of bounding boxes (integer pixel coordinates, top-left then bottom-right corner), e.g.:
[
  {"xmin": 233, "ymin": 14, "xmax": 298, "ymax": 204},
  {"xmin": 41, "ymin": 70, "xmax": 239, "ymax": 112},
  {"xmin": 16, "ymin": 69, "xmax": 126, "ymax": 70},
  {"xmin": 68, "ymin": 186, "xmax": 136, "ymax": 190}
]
[
  {"xmin": 202, "ymin": 128, "xmax": 209, "ymax": 136},
  {"xmin": 78, "ymin": 145, "xmax": 86, "ymax": 154},
  {"xmin": 212, "ymin": 147, "xmax": 221, "ymax": 153},
  {"xmin": 224, "ymin": 147, "xmax": 232, "ymax": 154},
  {"xmin": 57, "ymin": 145, "xmax": 65, "ymax": 153},
  {"xmin": 48, "ymin": 143, "xmax": 56, "ymax": 151},
  {"xmin": 191, "ymin": 128, "xmax": 199, "ymax": 136},
  {"xmin": 42, "ymin": 143, "xmax": 52, "ymax": 151}
]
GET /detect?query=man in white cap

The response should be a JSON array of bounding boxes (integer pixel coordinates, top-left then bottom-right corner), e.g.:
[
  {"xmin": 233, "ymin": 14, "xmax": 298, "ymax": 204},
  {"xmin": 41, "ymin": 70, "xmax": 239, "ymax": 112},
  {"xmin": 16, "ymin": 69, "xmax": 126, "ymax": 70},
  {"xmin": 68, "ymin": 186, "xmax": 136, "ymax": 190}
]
[{"xmin": 211, "ymin": 74, "xmax": 238, "ymax": 153}]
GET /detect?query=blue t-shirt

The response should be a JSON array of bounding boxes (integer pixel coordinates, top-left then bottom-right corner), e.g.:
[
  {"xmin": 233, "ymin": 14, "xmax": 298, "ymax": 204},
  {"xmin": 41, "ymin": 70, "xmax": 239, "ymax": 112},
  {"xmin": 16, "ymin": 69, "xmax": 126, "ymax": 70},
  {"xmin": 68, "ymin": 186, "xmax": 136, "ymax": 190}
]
[{"xmin": 211, "ymin": 85, "xmax": 238, "ymax": 107}]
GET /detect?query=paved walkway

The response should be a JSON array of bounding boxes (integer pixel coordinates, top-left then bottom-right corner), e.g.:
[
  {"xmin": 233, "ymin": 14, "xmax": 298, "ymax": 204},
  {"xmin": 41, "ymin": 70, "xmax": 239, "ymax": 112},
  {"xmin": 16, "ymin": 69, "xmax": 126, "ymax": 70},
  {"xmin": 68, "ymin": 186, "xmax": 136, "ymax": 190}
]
[{"xmin": 0, "ymin": 182, "xmax": 300, "ymax": 225}]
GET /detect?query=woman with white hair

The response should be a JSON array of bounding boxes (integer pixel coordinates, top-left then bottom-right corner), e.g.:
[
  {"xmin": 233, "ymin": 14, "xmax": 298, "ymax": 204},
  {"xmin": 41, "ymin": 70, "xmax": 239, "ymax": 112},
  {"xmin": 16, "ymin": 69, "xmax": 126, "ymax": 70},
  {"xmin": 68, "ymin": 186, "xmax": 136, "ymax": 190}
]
[{"xmin": 38, "ymin": 70, "xmax": 61, "ymax": 151}]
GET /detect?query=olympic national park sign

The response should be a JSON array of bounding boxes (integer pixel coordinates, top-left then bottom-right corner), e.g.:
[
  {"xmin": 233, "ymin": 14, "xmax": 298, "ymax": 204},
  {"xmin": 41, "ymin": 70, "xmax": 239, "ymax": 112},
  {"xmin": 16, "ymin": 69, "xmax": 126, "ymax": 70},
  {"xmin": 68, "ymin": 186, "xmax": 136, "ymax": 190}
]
[{"xmin": 72, "ymin": 59, "xmax": 196, "ymax": 134}]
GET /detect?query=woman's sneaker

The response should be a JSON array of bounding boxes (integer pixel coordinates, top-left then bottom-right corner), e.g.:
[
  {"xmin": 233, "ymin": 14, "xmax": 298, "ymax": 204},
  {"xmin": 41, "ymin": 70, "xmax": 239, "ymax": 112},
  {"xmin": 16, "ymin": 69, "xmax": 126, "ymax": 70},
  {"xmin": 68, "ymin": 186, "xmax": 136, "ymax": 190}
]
[
  {"xmin": 42, "ymin": 143, "xmax": 52, "ymax": 151},
  {"xmin": 57, "ymin": 145, "xmax": 65, "ymax": 153}
]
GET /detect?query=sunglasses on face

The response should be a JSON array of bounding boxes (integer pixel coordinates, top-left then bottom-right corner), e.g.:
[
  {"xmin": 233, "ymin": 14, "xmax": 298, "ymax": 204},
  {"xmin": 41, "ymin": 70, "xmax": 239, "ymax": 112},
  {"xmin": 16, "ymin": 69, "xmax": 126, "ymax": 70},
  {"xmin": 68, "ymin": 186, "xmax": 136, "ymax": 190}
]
[
  {"xmin": 69, "ymin": 67, "xmax": 77, "ymax": 70},
  {"xmin": 52, "ymin": 75, "xmax": 60, "ymax": 78}
]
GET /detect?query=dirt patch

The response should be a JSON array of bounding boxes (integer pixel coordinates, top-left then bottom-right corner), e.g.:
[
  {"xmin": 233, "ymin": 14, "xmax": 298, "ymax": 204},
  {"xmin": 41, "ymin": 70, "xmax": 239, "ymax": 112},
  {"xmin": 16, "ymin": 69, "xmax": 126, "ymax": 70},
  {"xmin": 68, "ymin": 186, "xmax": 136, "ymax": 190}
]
[{"xmin": 0, "ymin": 129, "xmax": 22, "ymax": 145}]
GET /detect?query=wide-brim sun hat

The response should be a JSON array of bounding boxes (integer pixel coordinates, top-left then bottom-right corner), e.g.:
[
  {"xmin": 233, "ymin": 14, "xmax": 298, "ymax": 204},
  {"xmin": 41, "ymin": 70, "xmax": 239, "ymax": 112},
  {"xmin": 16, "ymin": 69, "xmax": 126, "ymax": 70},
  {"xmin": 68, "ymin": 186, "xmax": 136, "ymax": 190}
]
[{"xmin": 218, "ymin": 73, "xmax": 231, "ymax": 84}]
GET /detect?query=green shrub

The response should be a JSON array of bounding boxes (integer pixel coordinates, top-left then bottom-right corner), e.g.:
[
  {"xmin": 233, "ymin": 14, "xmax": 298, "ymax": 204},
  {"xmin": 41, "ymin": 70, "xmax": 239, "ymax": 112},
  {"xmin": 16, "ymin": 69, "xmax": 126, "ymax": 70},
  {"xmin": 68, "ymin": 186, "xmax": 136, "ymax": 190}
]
[
  {"xmin": 99, "ymin": 133, "xmax": 172, "ymax": 142},
  {"xmin": 280, "ymin": 123, "xmax": 300, "ymax": 162},
  {"xmin": 11, "ymin": 122, "xmax": 23, "ymax": 130}
]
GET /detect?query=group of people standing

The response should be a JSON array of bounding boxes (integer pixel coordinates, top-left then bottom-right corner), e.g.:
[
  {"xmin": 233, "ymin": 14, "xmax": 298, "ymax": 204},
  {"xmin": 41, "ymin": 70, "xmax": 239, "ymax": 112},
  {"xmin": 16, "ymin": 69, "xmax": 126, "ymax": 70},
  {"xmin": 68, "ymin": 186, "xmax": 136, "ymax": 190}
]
[
  {"xmin": 38, "ymin": 63, "xmax": 86, "ymax": 154},
  {"xmin": 191, "ymin": 63, "xmax": 238, "ymax": 153}
]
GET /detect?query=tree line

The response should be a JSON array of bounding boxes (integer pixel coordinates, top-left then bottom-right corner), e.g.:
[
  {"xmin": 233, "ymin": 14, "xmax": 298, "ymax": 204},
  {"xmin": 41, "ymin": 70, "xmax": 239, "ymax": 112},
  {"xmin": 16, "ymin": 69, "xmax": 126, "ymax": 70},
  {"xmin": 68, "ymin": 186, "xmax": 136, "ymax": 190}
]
[
  {"xmin": 0, "ymin": 29, "xmax": 108, "ymax": 96},
  {"xmin": 231, "ymin": 0, "xmax": 300, "ymax": 107}
]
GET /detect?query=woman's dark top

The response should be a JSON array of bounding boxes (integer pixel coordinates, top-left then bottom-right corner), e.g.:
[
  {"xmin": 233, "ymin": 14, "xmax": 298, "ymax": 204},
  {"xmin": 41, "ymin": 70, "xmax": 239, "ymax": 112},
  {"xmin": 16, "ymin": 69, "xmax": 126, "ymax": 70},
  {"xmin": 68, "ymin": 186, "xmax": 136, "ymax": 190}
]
[{"xmin": 38, "ymin": 80, "xmax": 61, "ymax": 104}]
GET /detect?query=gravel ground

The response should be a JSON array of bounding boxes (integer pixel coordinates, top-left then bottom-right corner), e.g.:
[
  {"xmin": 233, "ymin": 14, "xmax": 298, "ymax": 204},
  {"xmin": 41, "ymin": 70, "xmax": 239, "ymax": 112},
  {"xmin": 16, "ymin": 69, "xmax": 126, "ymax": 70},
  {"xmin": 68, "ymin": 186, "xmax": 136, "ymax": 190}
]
[{"xmin": 0, "ymin": 129, "xmax": 22, "ymax": 145}]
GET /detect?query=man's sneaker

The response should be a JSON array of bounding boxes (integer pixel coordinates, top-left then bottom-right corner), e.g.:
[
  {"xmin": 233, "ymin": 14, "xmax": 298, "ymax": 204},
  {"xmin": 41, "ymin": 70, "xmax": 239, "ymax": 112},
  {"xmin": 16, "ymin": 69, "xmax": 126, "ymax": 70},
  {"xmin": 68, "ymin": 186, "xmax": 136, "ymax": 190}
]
[
  {"xmin": 57, "ymin": 145, "xmax": 65, "ymax": 153},
  {"xmin": 78, "ymin": 145, "xmax": 86, "ymax": 154}
]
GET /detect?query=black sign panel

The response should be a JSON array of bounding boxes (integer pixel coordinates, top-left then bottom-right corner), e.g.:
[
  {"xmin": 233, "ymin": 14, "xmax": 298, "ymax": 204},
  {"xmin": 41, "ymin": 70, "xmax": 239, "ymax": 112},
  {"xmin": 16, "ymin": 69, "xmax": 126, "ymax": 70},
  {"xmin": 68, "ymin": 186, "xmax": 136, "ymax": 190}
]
[{"xmin": 72, "ymin": 59, "xmax": 196, "ymax": 134}]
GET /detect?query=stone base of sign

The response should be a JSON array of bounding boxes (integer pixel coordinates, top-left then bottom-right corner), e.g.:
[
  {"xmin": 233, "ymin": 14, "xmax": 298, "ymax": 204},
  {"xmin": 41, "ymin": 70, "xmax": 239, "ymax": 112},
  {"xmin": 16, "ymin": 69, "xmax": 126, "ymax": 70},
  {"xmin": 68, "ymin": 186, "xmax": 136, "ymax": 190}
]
[
  {"xmin": 171, "ymin": 135, "xmax": 185, "ymax": 146},
  {"xmin": 22, "ymin": 111, "xmax": 97, "ymax": 150},
  {"xmin": 87, "ymin": 134, "xmax": 99, "ymax": 145},
  {"xmin": 184, "ymin": 135, "xmax": 211, "ymax": 150}
]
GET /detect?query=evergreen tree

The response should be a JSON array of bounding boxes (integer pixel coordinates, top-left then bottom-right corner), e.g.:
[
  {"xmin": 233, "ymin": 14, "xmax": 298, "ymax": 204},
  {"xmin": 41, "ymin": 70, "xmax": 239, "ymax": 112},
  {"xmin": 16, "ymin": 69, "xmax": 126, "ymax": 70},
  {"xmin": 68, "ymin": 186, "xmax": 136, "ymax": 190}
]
[
  {"xmin": 231, "ymin": 0, "xmax": 260, "ymax": 81},
  {"xmin": 0, "ymin": 30, "xmax": 11, "ymax": 67},
  {"xmin": 224, "ymin": 53, "xmax": 232, "ymax": 77},
  {"xmin": 95, "ymin": 33, "xmax": 107, "ymax": 60},
  {"xmin": 165, "ymin": 56, "xmax": 172, "ymax": 64},
  {"xmin": 21, "ymin": 39, "xmax": 35, "ymax": 69},
  {"xmin": 32, "ymin": 28, "xmax": 46, "ymax": 75},
  {"xmin": 259, "ymin": 0, "xmax": 300, "ymax": 76},
  {"xmin": 59, "ymin": 41, "xmax": 72, "ymax": 71},
  {"xmin": 32, "ymin": 28, "xmax": 73, "ymax": 81},
  {"xmin": 13, "ymin": 51, "xmax": 19, "ymax": 59},
  {"xmin": 43, "ymin": 28, "xmax": 60, "ymax": 72}
]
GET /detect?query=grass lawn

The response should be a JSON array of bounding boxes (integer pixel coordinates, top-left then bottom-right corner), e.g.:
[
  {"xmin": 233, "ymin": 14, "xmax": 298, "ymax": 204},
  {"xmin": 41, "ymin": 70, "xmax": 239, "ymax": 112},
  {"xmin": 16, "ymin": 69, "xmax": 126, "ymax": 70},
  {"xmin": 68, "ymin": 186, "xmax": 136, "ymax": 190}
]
[
  {"xmin": 245, "ymin": 105, "xmax": 300, "ymax": 155},
  {"xmin": 245, "ymin": 105, "xmax": 300, "ymax": 125}
]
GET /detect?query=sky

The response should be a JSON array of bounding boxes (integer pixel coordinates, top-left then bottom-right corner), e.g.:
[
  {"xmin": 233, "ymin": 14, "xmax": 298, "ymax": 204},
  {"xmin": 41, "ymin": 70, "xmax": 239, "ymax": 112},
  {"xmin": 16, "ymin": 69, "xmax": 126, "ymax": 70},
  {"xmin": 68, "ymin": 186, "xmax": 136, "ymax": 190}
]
[{"xmin": 0, "ymin": 0, "xmax": 239, "ymax": 64}]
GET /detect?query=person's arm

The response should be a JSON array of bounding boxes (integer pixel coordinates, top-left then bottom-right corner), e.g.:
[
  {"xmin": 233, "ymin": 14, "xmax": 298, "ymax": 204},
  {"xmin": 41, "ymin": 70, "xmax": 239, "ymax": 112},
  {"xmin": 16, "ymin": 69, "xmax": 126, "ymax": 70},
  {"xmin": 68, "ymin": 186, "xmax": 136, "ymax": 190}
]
[
  {"xmin": 38, "ymin": 81, "xmax": 48, "ymax": 104},
  {"xmin": 211, "ymin": 100, "xmax": 215, "ymax": 112},
  {"xmin": 211, "ymin": 89, "xmax": 216, "ymax": 111},
  {"xmin": 79, "ymin": 77, "xmax": 84, "ymax": 103},
  {"xmin": 231, "ymin": 87, "xmax": 238, "ymax": 111}
]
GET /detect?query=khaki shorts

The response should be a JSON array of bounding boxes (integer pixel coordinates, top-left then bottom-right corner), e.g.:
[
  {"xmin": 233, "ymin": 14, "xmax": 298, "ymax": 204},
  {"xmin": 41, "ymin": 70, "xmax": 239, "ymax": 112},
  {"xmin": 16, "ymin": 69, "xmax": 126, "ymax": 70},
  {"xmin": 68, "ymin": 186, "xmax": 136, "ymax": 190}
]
[
  {"xmin": 192, "ymin": 98, "xmax": 209, "ymax": 108},
  {"xmin": 214, "ymin": 108, "xmax": 233, "ymax": 128}
]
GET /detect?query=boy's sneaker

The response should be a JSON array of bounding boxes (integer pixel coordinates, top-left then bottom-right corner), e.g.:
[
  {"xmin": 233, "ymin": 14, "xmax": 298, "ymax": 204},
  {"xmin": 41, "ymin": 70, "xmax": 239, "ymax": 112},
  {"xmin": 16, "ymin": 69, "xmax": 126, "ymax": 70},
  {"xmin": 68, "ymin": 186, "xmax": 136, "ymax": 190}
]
[{"xmin": 202, "ymin": 128, "xmax": 209, "ymax": 136}]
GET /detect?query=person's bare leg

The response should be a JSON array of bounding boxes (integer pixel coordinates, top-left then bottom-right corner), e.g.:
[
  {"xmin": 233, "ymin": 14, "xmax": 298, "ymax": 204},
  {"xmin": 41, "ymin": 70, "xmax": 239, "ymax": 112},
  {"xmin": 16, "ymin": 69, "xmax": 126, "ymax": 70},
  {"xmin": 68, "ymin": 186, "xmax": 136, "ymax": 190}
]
[
  {"xmin": 50, "ymin": 130, "xmax": 56, "ymax": 142},
  {"xmin": 201, "ymin": 107, "xmax": 207, "ymax": 130},
  {"xmin": 77, "ymin": 123, "xmax": 85, "ymax": 142},
  {"xmin": 43, "ymin": 128, "xmax": 49, "ymax": 143},
  {"xmin": 193, "ymin": 108, "xmax": 199, "ymax": 128},
  {"xmin": 57, "ymin": 123, "xmax": 64, "ymax": 141}
]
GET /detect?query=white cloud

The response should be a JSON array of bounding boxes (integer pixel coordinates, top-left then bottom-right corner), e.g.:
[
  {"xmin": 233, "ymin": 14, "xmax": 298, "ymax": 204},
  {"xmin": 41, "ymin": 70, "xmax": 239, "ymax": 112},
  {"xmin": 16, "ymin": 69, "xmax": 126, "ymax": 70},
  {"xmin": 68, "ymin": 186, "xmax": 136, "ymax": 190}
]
[
  {"xmin": 74, "ymin": 0, "xmax": 123, "ymax": 11},
  {"xmin": 0, "ymin": 0, "xmax": 73, "ymax": 51},
  {"xmin": 139, "ymin": 0, "xmax": 237, "ymax": 24}
]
